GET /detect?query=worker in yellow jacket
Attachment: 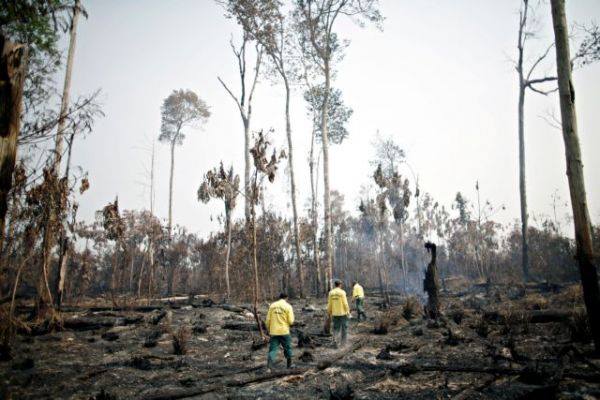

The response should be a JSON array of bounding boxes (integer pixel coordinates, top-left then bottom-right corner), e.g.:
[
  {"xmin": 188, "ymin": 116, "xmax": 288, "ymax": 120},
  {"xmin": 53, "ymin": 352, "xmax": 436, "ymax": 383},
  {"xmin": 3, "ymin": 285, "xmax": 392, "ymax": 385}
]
[
  {"xmin": 352, "ymin": 281, "xmax": 367, "ymax": 321},
  {"xmin": 265, "ymin": 293, "xmax": 295, "ymax": 369},
  {"xmin": 327, "ymin": 280, "xmax": 350, "ymax": 348}
]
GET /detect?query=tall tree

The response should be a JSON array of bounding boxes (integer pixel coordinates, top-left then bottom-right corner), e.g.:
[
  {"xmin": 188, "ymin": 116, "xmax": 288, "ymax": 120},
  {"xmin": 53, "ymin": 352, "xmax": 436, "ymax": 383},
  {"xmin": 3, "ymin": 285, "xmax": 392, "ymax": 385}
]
[
  {"xmin": 0, "ymin": 36, "xmax": 28, "ymax": 256},
  {"xmin": 549, "ymin": 0, "xmax": 600, "ymax": 353},
  {"xmin": 294, "ymin": 0, "xmax": 381, "ymax": 291},
  {"xmin": 198, "ymin": 162, "xmax": 239, "ymax": 301},
  {"xmin": 304, "ymin": 84, "xmax": 352, "ymax": 294},
  {"xmin": 223, "ymin": 0, "xmax": 306, "ymax": 297},
  {"xmin": 249, "ymin": 130, "xmax": 284, "ymax": 336},
  {"xmin": 217, "ymin": 23, "xmax": 262, "ymax": 222},
  {"xmin": 159, "ymin": 89, "xmax": 210, "ymax": 238},
  {"xmin": 515, "ymin": 0, "xmax": 557, "ymax": 281},
  {"xmin": 49, "ymin": 0, "xmax": 84, "ymax": 308},
  {"xmin": 159, "ymin": 89, "xmax": 210, "ymax": 294}
]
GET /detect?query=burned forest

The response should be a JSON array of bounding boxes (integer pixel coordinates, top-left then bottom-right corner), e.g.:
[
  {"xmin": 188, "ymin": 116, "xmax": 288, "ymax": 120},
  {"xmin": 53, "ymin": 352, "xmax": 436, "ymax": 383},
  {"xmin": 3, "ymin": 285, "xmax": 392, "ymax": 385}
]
[{"xmin": 1, "ymin": 0, "xmax": 600, "ymax": 399}]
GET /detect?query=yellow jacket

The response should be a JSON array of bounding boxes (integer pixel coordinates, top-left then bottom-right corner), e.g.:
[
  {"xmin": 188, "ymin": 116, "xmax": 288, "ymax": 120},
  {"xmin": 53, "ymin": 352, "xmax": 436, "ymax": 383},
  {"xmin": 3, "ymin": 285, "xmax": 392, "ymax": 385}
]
[
  {"xmin": 327, "ymin": 287, "xmax": 350, "ymax": 316},
  {"xmin": 265, "ymin": 299, "xmax": 294, "ymax": 336},
  {"xmin": 352, "ymin": 283, "xmax": 365, "ymax": 299}
]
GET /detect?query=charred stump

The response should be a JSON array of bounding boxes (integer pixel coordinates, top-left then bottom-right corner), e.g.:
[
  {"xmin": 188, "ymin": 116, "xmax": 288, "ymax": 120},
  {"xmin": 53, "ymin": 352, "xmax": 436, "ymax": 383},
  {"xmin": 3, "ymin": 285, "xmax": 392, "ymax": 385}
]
[{"xmin": 423, "ymin": 242, "xmax": 440, "ymax": 320}]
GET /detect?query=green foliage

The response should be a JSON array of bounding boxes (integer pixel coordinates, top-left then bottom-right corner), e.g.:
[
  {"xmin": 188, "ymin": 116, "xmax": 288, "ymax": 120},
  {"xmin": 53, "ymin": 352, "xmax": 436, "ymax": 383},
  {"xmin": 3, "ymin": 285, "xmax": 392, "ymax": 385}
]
[{"xmin": 0, "ymin": 0, "xmax": 70, "ymax": 55}]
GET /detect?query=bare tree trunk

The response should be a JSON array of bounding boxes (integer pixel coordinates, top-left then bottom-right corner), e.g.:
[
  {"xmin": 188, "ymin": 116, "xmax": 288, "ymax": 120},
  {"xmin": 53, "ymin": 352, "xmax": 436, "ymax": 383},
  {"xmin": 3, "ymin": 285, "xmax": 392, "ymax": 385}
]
[
  {"xmin": 41, "ymin": 0, "xmax": 80, "ymax": 309},
  {"xmin": 518, "ymin": 83, "xmax": 530, "ymax": 281},
  {"xmin": 517, "ymin": 0, "xmax": 530, "ymax": 282},
  {"xmin": 137, "ymin": 249, "xmax": 145, "ymax": 298},
  {"xmin": 321, "ymin": 63, "xmax": 333, "ymax": 292},
  {"xmin": 166, "ymin": 139, "xmax": 176, "ymax": 295},
  {"xmin": 378, "ymin": 228, "xmax": 390, "ymax": 305},
  {"xmin": 283, "ymin": 79, "xmax": 304, "ymax": 298},
  {"xmin": 249, "ymin": 179, "xmax": 265, "ymax": 337},
  {"xmin": 54, "ymin": 130, "xmax": 77, "ymax": 308},
  {"xmin": 550, "ymin": 0, "xmax": 600, "ymax": 353},
  {"xmin": 243, "ymin": 119, "xmax": 251, "ymax": 220},
  {"xmin": 0, "ymin": 35, "xmax": 27, "ymax": 263},
  {"xmin": 309, "ymin": 125, "xmax": 322, "ymax": 295},
  {"xmin": 128, "ymin": 247, "xmax": 135, "ymax": 293},
  {"xmin": 399, "ymin": 221, "xmax": 407, "ymax": 293},
  {"xmin": 147, "ymin": 239, "xmax": 155, "ymax": 302},
  {"xmin": 224, "ymin": 208, "xmax": 232, "ymax": 301},
  {"xmin": 168, "ymin": 139, "xmax": 176, "ymax": 239}
]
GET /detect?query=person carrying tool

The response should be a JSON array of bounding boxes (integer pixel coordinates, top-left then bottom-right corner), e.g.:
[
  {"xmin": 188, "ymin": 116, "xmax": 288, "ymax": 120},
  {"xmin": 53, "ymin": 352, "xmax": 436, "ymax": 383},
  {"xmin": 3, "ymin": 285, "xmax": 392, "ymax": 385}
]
[
  {"xmin": 327, "ymin": 280, "xmax": 350, "ymax": 348},
  {"xmin": 265, "ymin": 293, "xmax": 295, "ymax": 370},
  {"xmin": 352, "ymin": 281, "xmax": 367, "ymax": 321}
]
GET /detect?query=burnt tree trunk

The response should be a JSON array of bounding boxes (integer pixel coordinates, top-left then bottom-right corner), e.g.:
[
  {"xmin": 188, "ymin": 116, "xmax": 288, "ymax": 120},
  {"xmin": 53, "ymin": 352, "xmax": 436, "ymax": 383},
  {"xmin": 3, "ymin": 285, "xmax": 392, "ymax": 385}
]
[
  {"xmin": 0, "ymin": 36, "xmax": 27, "ymax": 261},
  {"xmin": 424, "ymin": 241, "xmax": 440, "ymax": 320},
  {"xmin": 550, "ymin": 0, "xmax": 600, "ymax": 353}
]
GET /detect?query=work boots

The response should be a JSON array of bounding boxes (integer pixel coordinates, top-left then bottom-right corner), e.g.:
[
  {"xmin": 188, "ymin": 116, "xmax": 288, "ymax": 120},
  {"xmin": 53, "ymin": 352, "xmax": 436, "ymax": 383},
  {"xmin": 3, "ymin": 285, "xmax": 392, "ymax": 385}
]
[{"xmin": 286, "ymin": 357, "xmax": 293, "ymax": 369}]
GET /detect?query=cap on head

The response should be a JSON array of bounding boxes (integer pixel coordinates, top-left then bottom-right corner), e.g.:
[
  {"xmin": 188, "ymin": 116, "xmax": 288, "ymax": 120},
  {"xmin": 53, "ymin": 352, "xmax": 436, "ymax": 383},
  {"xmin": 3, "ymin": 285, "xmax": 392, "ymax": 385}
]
[{"xmin": 279, "ymin": 292, "xmax": 288, "ymax": 299}]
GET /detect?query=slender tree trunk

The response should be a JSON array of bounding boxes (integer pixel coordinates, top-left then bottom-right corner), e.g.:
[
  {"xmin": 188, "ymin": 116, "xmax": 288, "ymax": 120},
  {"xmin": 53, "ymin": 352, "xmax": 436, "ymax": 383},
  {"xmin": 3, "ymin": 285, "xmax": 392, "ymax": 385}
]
[
  {"xmin": 550, "ymin": 0, "xmax": 600, "ymax": 353},
  {"xmin": 517, "ymin": 1, "xmax": 530, "ymax": 282},
  {"xmin": 137, "ymin": 249, "xmax": 145, "ymax": 298},
  {"xmin": 249, "ymin": 178, "xmax": 265, "ymax": 337},
  {"xmin": 0, "ymin": 36, "xmax": 27, "ymax": 257},
  {"xmin": 243, "ymin": 119, "xmax": 251, "ymax": 221},
  {"xmin": 53, "ymin": 130, "xmax": 76, "ymax": 308},
  {"xmin": 147, "ymin": 239, "xmax": 155, "ymax": 302},
  {"xmin": 283, "ymin": 79, "xmax": 304, "ymax": 298},
  {"xmin": 166, "ymin": 139, "xmax": 176, "ymax": 295},
  {"xmin": 168, "ymin": 139, "xmax": 176, "ymax": 238},
  {"xmin": 378, "ymin": 227, "xmax": 390, "ymax": 305},
  {"xmin": 41, "ymin": 1, "xmax": 80, "ymax": 309},
  {"xmin": 309, "ymin": 124, "xmax": 322, "ymax": 295},
  {"xmin": 321, "ymin": 63, "xmax": 333, "ymax": 291},
  {"xmin": 128, "ymin": 246, "xmax": 135, "ymax": 293},
  {"xmin": 518, "ymin": 84, "xmax": 530, "ymax": 281},
  {"xmin": 399, "ymin": 221, "xmax": 407, "ymax": 293},
  {"xmin": 224, "ymin": 208, "xmax": 232, "ymax": 301}
]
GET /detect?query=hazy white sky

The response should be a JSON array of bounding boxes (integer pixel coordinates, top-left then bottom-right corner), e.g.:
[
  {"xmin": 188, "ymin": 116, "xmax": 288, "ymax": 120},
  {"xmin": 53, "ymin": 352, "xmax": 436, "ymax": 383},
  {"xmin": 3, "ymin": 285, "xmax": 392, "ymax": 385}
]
[{"xmin": 63, "ymin": 0, "xmax": 600, "ymax": 239}]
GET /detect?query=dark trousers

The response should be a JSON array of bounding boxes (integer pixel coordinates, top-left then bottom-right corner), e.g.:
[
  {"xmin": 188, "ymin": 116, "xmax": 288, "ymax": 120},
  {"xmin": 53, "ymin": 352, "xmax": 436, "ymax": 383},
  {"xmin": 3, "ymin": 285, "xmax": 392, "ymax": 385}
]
[
  {"xmin": 267, "ymin": 334, "xmax": 292, "ymax": 362},
  {"xmin": 355, "ymin": 297, "xmax": 367, "ymax": 321},
  {"xmin": 332, "ymin": 316, "xmax": 348, "ymax": 345}
]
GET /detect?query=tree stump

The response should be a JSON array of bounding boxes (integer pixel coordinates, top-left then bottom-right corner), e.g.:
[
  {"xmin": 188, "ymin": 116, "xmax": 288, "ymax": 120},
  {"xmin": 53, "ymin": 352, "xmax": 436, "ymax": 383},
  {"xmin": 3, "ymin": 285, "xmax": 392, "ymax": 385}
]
[{"xmin": 423, "ymin": 242, "xmax": 440, "ymax": 320}]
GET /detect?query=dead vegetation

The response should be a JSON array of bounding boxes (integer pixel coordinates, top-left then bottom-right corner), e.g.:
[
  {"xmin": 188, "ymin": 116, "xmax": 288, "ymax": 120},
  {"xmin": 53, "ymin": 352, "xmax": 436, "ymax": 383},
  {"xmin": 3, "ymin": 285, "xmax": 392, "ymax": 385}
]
[{"xmin": 1, "ymin": 282, "xmax": 598, "ymax": 399}]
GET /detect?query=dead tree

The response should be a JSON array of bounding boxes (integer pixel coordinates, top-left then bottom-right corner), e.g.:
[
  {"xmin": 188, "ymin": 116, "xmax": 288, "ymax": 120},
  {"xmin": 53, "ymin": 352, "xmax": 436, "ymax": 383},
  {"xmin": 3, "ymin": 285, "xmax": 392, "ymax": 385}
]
[
  {"xmin": 516, "ymin": 0, "xmax": 557, "ymax": 281},
  {"xmin": 0, "ymin": 34, "xmax": 28, "ymax": 253},
  {"xmin": 224, "ymin": 0, "xmax": 306, "ymax": 298},
  {"xmin": 40, "ymin": 0, "xmax": 82, "ymax": 310},
  {"xmin": 424, "ymin": 241, "xmax": 440, "ymax": 320},
  {"xmin": 98, "ymin": 198, "xmax": 125, "ymax": 303},
  {"xmin": 550, "ymin": 0, "xmax": 600, "ymax": 353},
  {"xmin": 198, "ymin": 162, "xmax": 239, "ymax": 301},
  {"xmin": 217, "ymin": 33, "xmax": 262, "ymax": 221},
  {"xmin": 295, "ymin": 0, "xmax": 382, "ymax": 292},
  {"xmin": 249, "ymin": 129, "xmax": 284, "ymax": 337}
]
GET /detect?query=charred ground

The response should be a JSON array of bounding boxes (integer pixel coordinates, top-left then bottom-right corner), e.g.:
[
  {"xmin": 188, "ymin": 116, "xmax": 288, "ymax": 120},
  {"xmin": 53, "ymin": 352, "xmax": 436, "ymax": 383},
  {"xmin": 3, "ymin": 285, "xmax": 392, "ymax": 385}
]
[{"xmin": 1, "ymin": 282, "xmax": 599, "ymax": 400}]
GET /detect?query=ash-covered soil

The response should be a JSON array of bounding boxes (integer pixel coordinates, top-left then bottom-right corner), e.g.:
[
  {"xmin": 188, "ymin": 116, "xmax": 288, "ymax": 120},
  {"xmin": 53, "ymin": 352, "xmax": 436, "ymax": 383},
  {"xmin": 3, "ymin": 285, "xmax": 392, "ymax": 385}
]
[{"xmin": 1, "ymin": 284, "xmax": 599, "ymax": 399}]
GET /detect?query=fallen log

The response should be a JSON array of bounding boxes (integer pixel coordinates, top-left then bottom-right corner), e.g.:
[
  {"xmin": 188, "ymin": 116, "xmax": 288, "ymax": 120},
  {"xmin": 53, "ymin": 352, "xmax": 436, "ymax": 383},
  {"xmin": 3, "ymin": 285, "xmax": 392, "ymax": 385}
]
[
  {"xmin": 139, "ymin": 368, "xmax": 309, "ymax": 400},
  {"xmin": 483, "ymin": 309, "xmax": 582, "ymax": 324},
  {"xmin": 338, "ymin": 360, "xmax": 525, "ymax": 376},
  {"xmin": 220, "ymin": 304, "xmax": 245, "ymax": 313},
  {"xmin": 62, "ymin": 315, "xmax": 143, "ymax": 331},
  {"xmin": 222, "ymin": 322, "xmax": 259, "ymax": 331},
  {"xmin": 317, "ymin": 340, "xmax": 364, "ymax": 370}
]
